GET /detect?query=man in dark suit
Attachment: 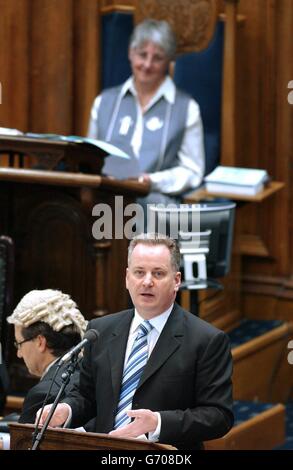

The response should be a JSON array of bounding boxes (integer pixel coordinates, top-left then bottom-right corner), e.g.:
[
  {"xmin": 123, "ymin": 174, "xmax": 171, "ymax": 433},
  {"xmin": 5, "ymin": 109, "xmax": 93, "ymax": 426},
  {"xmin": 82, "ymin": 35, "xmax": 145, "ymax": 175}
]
[
  {"xmin": 0, "ymin": 361, "xmax": 9, "ymax": 416},
  {"xmin": 37, "ymin": 234, "xmax": 233, "ymax": 449},
  {"xmin": 18, "ymin": 356, "xmax": 78, "ymax": 425},
  {"xmin": 1, "ymin": 289, "xmax": 87, "ymax": 449}
]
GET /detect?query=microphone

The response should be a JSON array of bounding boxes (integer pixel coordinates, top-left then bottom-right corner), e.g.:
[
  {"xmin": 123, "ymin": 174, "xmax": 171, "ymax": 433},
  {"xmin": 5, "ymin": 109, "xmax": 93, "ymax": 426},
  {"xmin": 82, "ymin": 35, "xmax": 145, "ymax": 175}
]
[{"xmin": 58, "ymin": 328, "xmax": 99, "ymax": 365}]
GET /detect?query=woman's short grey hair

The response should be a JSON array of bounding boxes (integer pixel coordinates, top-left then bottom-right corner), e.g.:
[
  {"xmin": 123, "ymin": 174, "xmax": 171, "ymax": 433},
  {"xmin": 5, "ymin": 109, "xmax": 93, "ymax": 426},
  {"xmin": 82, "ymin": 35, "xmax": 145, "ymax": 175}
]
[{"xmin": 129, "ymin": 19, "xmax": 177, "ymax": 60}]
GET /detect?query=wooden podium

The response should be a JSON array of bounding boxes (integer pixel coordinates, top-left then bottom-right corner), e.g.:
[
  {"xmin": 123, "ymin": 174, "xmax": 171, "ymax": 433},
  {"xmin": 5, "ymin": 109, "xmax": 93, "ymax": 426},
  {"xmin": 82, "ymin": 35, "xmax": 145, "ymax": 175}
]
[
  {"xmin": 9, "ymin": 423, "xmax": 175, "ymax": 451},
  {"xmin": 0, "ymin": 134, "xmax": 107, "ymax": 173}
]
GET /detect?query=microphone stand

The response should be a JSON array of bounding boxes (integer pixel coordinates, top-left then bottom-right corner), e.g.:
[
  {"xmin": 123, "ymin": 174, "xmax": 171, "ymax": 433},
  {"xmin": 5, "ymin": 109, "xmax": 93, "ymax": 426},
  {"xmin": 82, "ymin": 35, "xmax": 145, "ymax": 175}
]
[{"xmin": 31, "ymin": 355, "xmax": 79, "ymax": 451}]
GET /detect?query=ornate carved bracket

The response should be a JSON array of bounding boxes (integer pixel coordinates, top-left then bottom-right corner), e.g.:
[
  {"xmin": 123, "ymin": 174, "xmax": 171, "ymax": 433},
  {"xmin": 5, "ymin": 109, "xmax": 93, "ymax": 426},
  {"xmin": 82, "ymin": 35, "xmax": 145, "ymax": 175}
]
[{"xmin": 134, "ymin": 0, "xmax": 218, "ymax": 52}]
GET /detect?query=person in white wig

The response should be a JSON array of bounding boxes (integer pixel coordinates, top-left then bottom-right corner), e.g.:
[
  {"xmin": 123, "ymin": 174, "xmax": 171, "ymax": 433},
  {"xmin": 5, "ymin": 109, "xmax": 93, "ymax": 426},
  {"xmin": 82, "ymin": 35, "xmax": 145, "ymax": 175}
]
[{"xmin": 6, "ymin": 289, "xmax": 87, "ymax": 424}]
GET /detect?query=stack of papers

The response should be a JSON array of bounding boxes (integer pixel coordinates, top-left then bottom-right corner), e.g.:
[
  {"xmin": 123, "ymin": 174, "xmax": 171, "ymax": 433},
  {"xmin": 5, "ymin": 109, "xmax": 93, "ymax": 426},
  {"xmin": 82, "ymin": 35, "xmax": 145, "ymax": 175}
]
[{"xmin": 204, "ymin": 166, "xmax": 269, "ymax": 196}]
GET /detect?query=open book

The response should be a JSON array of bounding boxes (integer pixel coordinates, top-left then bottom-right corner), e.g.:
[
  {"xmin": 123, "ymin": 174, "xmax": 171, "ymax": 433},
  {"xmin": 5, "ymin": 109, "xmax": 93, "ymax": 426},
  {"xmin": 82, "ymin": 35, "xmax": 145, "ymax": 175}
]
[
  {"xmin": 0, "ymin": 130, "xmax": 141, "ymax": 179},
  {"xmin": 24, "ymin": 133, "xmax": 130, "ymax": 160},
  {"xmin": 204, "ymin": 166, "xmax": 269, "ymax": 196},
  {"xmin": 24, "ymin": 133, "xmax": 141, "ymax": 178}
]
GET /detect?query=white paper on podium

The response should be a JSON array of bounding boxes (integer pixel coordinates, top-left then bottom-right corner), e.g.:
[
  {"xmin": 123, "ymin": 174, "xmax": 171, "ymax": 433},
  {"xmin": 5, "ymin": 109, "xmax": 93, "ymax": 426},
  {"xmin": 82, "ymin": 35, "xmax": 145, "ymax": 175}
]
[{"xmin": 0, "ymin": 127, "xmax": 23, "ymax": 136}]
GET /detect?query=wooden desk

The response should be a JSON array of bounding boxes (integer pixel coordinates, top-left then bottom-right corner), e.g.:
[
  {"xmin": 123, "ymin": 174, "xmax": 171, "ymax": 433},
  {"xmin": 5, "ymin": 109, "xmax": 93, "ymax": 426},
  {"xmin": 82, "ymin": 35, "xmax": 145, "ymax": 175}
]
[
  {"xmin": 185, "ymin": 181, "xmax": 285, "ymax": 203},
  {"xmin": 0, "ymin": 135, "xmax": 105, "ymax": 173},
  {"xmin": 9, "ymin": 423, "xmax": 176, "ymax": 450}
]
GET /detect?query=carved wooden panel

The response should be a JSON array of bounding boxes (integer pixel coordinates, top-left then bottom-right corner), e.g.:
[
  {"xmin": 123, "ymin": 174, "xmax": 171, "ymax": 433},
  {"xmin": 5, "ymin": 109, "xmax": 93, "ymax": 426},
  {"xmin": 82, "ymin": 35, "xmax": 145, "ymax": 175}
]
[
  {"xmin": 237, "ymin": 0, "xmax": 293, "ymax": 318},
  {"xmin": 134, "ymin": 0, "xmax": 218, "ymax": 52}
]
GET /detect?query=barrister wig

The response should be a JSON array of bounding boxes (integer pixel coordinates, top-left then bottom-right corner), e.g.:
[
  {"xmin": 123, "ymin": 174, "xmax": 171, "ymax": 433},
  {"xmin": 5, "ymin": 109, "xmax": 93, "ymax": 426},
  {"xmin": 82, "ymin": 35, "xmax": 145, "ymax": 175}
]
[{"xmin": 7, "ymin": 289, "xmax": 87, "ymax": 338}]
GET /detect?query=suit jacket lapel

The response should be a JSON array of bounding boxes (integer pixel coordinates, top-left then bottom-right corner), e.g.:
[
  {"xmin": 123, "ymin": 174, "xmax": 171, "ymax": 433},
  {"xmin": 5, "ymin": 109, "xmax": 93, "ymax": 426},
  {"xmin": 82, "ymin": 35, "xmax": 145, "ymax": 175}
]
[
  {"xmin": 108, "ymin": 310, "xmax": 134, "ymax": 404},
  {"xmin": 138, "ymin": 304, "xmax": 184, "ymax": 389},
  {"xmin": 40, "ymin": 362, "xmax": 58, "ymax": 382}
]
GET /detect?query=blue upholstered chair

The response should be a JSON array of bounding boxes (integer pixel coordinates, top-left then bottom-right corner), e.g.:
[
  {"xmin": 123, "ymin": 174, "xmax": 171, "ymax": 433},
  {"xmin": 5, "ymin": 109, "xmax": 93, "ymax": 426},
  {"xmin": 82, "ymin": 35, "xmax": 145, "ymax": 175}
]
[
  {"xmin": 173, "ymin": 22, "xmax": 224, "ymax": 175},
  {"xmin": 101, "ymin": 13, "xmax": 133, "ymax": 90}
]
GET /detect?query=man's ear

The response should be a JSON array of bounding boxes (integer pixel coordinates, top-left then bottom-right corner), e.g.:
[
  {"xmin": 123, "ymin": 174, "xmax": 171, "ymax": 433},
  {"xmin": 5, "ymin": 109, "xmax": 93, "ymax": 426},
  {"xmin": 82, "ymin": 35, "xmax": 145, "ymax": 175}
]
[
  {"xmin": 37, "ymin": 335, "xmax": 47, "ymax": 353},
  {"xmin": 126, "ymin": 267, "xmax": 130, "ymax": 290},
  {"xmin": 174, "ymin": 271, "xmax": 181, "ymax": 292}
]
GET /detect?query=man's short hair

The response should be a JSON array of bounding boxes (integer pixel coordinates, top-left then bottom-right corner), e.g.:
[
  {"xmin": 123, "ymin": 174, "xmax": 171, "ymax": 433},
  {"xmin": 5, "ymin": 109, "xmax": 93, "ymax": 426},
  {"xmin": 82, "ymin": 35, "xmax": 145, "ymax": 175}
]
[{"xmin": 128, "ymin": 233, "xmax": 180, "ymax": 272}]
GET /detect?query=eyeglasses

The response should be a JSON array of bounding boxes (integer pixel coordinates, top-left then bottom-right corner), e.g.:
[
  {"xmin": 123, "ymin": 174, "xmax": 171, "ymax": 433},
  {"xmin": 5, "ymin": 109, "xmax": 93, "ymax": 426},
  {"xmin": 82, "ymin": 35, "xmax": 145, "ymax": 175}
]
[
  {"xmin": 14, "ymin": 338, "xmax": 35, "ymax": 350},
  {"xmin": 134, "ymin": 50, "xmax": 167, "ymax": 65}
]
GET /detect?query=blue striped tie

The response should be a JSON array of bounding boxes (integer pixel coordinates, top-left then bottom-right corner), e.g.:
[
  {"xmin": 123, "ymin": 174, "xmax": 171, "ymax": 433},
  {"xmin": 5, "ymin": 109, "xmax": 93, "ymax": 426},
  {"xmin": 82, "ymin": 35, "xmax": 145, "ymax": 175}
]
[{"xmin": 114, "ymin": 320, "xmax": 153, "ymax": 429}]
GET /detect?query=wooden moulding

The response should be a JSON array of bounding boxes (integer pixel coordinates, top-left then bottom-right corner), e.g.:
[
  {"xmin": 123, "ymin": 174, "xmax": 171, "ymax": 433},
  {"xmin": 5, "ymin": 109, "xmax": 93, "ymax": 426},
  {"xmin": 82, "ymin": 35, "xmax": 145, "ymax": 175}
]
[
  {"xmin": 100, "ymin": 4, "xmax": 134, "ymax": 14},
  {"xmin": 0, "ymin": 168, "xmax": 149, "ymax": 195},
  {"xmin": 9, "ymin": 423, "xmax": 176, "ymax": 450},
  {"xmin": 3, "ymin": 395, "xmax": 24, "ymax": 415}
]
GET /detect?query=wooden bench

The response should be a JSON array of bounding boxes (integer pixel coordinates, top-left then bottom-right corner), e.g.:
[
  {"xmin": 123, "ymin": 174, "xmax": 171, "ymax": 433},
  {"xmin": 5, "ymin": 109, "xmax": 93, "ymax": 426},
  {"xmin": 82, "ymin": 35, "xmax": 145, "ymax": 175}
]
[
  {"xmin": 231, "ymin": 321, "xmax": 293, "ymax": 402},
  {"xmin": 205, "ymin": 403, "xmax": 285, "ymax": 450},
  {"xmin": 3, "ymin": 395, "xmax": 24, "ymax": 416}
]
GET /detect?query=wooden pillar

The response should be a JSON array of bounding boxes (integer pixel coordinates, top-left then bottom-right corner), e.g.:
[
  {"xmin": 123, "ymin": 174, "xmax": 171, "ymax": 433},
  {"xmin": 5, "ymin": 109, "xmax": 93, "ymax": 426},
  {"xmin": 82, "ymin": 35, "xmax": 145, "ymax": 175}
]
[
  {"xmin": 30, "ymin": 0, "xmax": 73, "ymax": 133},
  {"xmin": 0, "ymin": 0, "xmax": 29, "ymax": 144},
  {"xmin": 73, "ymin": 0, "xmax": 101, "ymax": 136},
  {"xmin": 221, "ymin": 0, "xmax": 239, "ymax": 167}
]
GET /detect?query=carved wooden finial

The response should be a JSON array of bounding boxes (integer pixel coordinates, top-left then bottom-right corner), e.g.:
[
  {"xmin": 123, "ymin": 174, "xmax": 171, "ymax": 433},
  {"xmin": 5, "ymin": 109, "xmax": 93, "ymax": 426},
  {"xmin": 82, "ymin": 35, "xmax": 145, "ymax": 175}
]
[{"xmin": 134, "ymin": 0, "xmax": 218, "ymax": 53}]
